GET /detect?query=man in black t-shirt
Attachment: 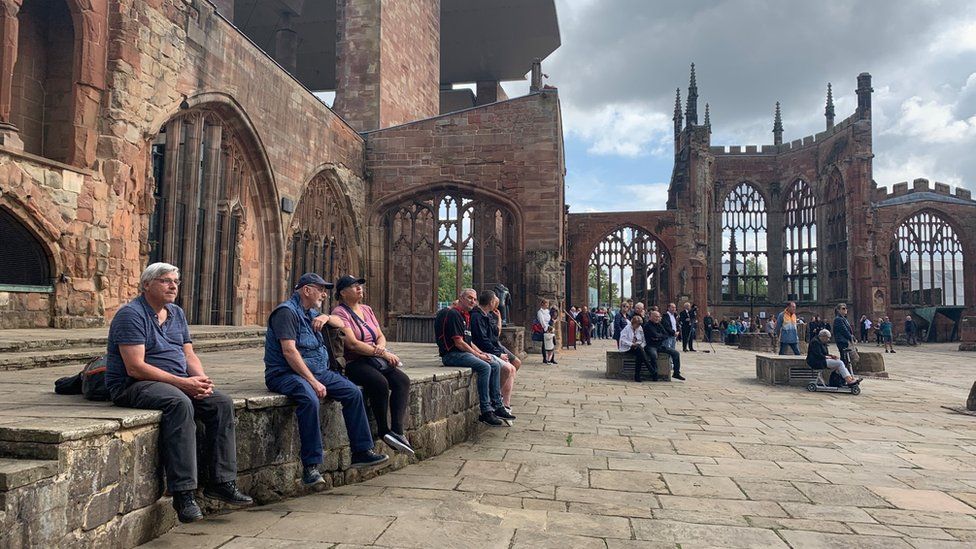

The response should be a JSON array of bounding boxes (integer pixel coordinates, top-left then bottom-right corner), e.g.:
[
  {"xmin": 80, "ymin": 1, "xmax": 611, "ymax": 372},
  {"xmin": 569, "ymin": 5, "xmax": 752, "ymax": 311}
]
[{"xmin": 435, "ymin": 288, "xmax": 512, "ymax": 426}]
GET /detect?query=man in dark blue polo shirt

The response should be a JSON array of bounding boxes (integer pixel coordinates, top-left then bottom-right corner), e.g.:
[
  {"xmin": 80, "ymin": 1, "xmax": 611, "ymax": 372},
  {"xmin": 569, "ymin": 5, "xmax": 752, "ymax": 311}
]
[
  {"xmin": 435, "ymin": 288, "xmax": 511, "ymax": 426},
  {"xmin": 470, "ymin": 290, "xmax": 519, "ymax": 420},
  {"xmin": 107, "ymin": 263, "xmax": 252, "ymax": 524}
]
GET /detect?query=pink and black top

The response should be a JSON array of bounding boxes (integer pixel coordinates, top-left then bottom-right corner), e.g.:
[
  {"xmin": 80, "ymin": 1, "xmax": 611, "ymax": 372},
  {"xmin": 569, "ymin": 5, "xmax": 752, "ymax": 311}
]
[{"xmin": 331, "ymin": 303, "xmax": 383, "ymax": 362}]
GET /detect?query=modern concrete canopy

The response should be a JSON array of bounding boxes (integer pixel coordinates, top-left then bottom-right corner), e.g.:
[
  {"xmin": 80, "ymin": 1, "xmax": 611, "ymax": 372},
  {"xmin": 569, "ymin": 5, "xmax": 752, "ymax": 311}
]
[{"xmin": 232, "ymin": 0, "xmax": 561, "ymax": 91}]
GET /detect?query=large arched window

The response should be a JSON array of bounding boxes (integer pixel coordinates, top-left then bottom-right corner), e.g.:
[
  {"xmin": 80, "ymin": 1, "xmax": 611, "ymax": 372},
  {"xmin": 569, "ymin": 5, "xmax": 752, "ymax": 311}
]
[
  {"xmin": 588, "ymin": 226, "xmax": 669, "ymax": 307},
  {"xmin": 289, "ymin": 172, "xmax": 358, "ymax": 305},
  {"xmin": 783, "ymin": 179, "xmax": 817, "ymax": 302},
  {"xmin": 721, "ymin": 183, "xmax": 768, "ymax": 301},
  {"xmin": 147, "ymin": 110, "xmax": 267, "ymax": 325},
  {"xmin": 823, "ymin": 170, "xmax": 848, "ymax": 300},
  {"xmin": 890, "ymin": 211, "xmax": 965, "ymax": 306},
  {"xmin": 385, "ymin": 192, "xmax": 515, "ymax": 317},
  {"xmin": 11, "ymin": 0, "xmax": 75, "ymax": 162},
  {"xmin": 0, "ymin": 207, "xmax": 52, "ymax": 288}
]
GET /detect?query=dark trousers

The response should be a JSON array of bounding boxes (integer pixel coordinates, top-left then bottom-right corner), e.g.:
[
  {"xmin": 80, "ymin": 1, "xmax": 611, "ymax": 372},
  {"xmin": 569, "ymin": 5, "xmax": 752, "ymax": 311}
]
[
  {"xmin": 345, "ymin": 358, "xmax": 411, "ymax": 436},
  {"xmin": 266, "ymin": 369, "xmax": 373, "ymax": 466},
  {"xmin": 111, "ymin": 381, "xmax": 237, "ymax": 493},
  {"xmin": 580, "ymin": 325, "xmax": 591, "ymax": 345},
  {"xmin": 626, "ymin": 346, "xmax": 656, "ymax": 381},
  {"xmin": 704, "ymin": 327, "xmax": 713, "ymax": 343},
  {"xmin": 681, "ymin": 326, "xmax": 695, "ymax": 351},
  {"xmin": 778, "ymin": 342, "xmax": 801, "ymax": 355},
  {"xmin": 907, "ymin": 332, "xmax": 917, "ymax": 345},
  {"xmin": 647, "ymin": 345, "xmax": 681, "ymax": 375}
]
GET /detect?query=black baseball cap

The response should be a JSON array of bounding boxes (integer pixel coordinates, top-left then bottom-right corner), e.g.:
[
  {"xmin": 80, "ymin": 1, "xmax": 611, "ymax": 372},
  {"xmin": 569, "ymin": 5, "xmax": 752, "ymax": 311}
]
[
  {"xmin": 294, "ymin": 272, "xmax": 333, "ymax": 291},
  {"xmin": 334, "ymin": 275, "xmax": 367, "ymax": 296}
]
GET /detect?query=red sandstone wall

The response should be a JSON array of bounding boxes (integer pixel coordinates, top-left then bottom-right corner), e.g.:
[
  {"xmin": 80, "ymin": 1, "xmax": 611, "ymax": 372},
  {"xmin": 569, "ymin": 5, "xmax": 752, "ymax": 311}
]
[
  {"xmin": 379, "ymin": 0, "xmax": 440, "ymax": 128},
  {"xmin": 1, "ymin": 0, "xmax": 367, "ymax": 327},
  {"xmin": 365, "ymin": 92, "xmax": 566, "ymax": 328}
]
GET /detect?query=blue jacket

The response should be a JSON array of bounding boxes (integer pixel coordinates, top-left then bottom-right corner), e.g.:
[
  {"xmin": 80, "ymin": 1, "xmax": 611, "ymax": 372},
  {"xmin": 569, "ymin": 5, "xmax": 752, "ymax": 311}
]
[
  {"xmin": 775, "ymin": 311, "xmax": 799, "ymax": 344},
  {"xmin": 833, "ymin": 315, "xmax": 854, "ymax": 348},
  {"xmin": 612, "ymin": 311, "xmax": 627, "ymax": 340},
  {"xmin": 264, "ymin": 293, "xmax": 329, "ymax": 381}
]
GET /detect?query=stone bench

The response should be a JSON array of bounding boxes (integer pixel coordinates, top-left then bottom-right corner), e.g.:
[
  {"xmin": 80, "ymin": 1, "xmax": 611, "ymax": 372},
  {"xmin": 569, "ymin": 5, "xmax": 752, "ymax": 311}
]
[
  {"xmin": 606, "ymin": 350, "xmax": 673, "ymax": 381},
  {"xmin": 756, "ymin": 351, "xmax": 887, "ymax": 385},
  {"xmin": 0, "ymin": 343, "xmax": 481, "ymax": 548},
  {"xmin": 737, "ymin": 333, "xmax": 808, "ymax": 354}
]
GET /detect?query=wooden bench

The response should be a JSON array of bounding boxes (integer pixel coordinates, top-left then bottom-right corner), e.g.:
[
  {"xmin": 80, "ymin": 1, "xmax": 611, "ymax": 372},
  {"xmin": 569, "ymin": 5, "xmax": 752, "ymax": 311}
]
[{"xmin": 606, "ymin": 350, "xmax": 673, "ymax": 381}]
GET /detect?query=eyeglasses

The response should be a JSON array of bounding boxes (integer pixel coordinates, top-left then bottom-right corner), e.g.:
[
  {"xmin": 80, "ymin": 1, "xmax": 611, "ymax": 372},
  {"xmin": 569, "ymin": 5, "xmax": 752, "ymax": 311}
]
[{"xmin": 155, "ymin": 278, "xmax": 181, "ymax": 286}]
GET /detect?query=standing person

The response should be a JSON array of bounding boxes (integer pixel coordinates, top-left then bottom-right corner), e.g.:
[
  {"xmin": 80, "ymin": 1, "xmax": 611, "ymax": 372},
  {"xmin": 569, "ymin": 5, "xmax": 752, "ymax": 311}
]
[
  {"xmin": 664, "ymin": 303, "xmax": 680, "ymax": 350},
  {"xmin": 470, "ymin": 291, "xmax": 519, "ymax": 414},
  {"xmin": 264, "ymin": 273, "xmax": 389, "ymax": 491},
  {"xmin": 579, "ymin": 306, "xmax": 593, "ymax": 345},
  {"xmin": 619, "ymin": 314, "xmax": 654, "ymax": 382},
  {"xmin": 543, "ymin": 325, "xmax": 557, "ymax": 364},
  {"xmin": 702, "ymin": 311, "xmax": 715, "ymax": 344},
  {"xmin": 806, "ymin": 315, "xmax": 820, "ymax": 343},
  {"xmin": 594, "ymin": 308, "xmax": 606, "ymax": 339},
  {"xmin": 678, "ymin": 302, "xmax": 696, "ymax": 352},
  {"xmin": 331, "ymin": 275, "xmax": 415, "ymax": 457},
  {"xmin": 436, "ymin": 288, "xmax": 512, "ymax": 426},
  {"xmin": 643, "ymin": 311, "xmax": 685, "ymax": 381},
  {"xmin": 775, "ymin": 301, "xmax": 801, "ymax": 356},
  {"xmin": 533, "ymin": 298, "xmax": 551, "ymax": 354},
  {"xmin": 881, "ymin": 316, "xmax": 895, "ymax": 353},
  {"xmin": 764, "ymin": 317, "xmax": 776, "ymax": 336},
  {"xmin": 904, "ymin": 315, "xmax": 918, "ymax": 346},
  {"xmin": 859, "ymin": 315, "xmax": 872, "ymax": 343},
  {"xmin": 613, "ymin": 302, "xmax": 630, "ymax": 342},
  {"xmin": 807, "ymin": 329, "xmax": 862, "ymax": 387},
  {"xmin": 832, "ymin": 303, "xmax": 855, "ymax": 366},
  {"xmin": 874, "ymin": 318, "xmax": 884, "ymax": 347},
  {"xmin": 106, "ymin": 263, "xmax": 253, "ymax": 523},
  {"xmin": 690, "ymin": 304, "xmax": 700, "ymax": 343}
]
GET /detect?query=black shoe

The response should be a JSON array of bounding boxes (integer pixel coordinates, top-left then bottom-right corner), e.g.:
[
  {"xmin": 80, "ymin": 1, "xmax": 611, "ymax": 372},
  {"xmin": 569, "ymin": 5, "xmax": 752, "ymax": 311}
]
[
  {"xmin": 478, "ymin": 411, "xmax": 504, "ymax": 426},
  {"xmin": 350, "ymin": 450, "xmax": 390, "ymax": 469},
  {"xmin": 690, "ymin": 349, "xmax": 696, "ymax": 352},
  {"xmin": 634, "ymin": 377, "xmax": 642, "ymax": 382},
  {"xmin": 203, "ymin": 481, "xmax": 254, "ymax": 507},
  {"xmin": 673, "ymin": 373, "xmax": 686, "ymax": 381},
  {"xmin": 383, "ymin": 432, "xmax": 416, "ymax": 456},
  {"xmin": 494, "ymin": 407, "xmax": 516, "ymax": 420},
  {"xmin": 172, "ymin": 490, "xmax": 204, "ymax": 523},
  {"xmin": 302, "ymin": 464, "xmax": 328, "ymax": 490},
  {"xmin": 551, "ymin": 361, "xmax": 558, "ymax": 364}
]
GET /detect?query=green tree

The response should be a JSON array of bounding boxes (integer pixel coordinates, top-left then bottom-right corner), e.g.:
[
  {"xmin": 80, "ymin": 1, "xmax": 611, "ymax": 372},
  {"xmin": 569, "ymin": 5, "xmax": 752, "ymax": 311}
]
[
  {"xmin": 437, "ymin": 252, "xmax": 473, "ymax": 304},
  {"xmin": 588, "ymin": 265, "xmax": 619, "ymax": 306},
  {"xmin": 735, "ymin": 257, "xmax": 768, "ymax": 298}
]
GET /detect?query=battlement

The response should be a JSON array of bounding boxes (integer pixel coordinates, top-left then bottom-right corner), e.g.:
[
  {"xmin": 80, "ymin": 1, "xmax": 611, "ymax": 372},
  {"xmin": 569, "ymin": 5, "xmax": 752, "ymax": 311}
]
[
  {"xmin": 873, "ymin": 178, "xmax": 975, "ymax": 204},
  {"xmin": 709, "ymin": 113, "xmax": 859, "ymax": 156}
]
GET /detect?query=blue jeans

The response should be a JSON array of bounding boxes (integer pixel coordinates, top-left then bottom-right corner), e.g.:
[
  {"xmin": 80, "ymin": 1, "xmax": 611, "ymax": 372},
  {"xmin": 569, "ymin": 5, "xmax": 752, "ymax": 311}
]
[
  {"xmin": 441, "ymin": 351, "xmax": 502, "ymax": 413},
  {"xmin": 779, "ymin": 341, "xmax": 801, "ymax": 355},
  {"xmin": 266, "ymin": 369, "xmax": 374, "ymax": 466}
]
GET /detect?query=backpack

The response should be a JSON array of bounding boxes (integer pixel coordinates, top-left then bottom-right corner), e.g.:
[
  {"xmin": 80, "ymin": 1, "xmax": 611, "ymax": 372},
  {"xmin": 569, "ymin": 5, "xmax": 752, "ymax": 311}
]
[{"xmin": 53, "ymin": 354, "xmax": 110, "ymax": 401}]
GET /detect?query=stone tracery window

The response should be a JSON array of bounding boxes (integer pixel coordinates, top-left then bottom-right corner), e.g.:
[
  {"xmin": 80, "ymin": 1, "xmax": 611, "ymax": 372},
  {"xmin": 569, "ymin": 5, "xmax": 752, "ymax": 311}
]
[
  {"xmin": 587, "ymin": 226, "xmax": 668, "ymax": 307},
  {"xmin": 889, "ymin": 211, "xmax": 965, "ymax": 307},
  {"xmin": 385, "ymin": 192, "xmax": 514, "ymax": 317},
  {"xmin": 783, "ymin": 179, "xmax": 817, "ymax": 302},
  {"xmin": 823, "ymin": 171, "xmax": 848, "ymax": 300},
  {"xmin": 147, "ymin": 111, "xmax": 256, "ymax": 325},
  {"xmin": 289, "ymin": 173, "xmax": 356, "ymax": 304},
  {"xmin": 721, "ymin": 183, "xmax": 768, "ymax": 301},
  {"xmin": 0, "ymin": 207, "xmax": 52, "ymax": 288}
]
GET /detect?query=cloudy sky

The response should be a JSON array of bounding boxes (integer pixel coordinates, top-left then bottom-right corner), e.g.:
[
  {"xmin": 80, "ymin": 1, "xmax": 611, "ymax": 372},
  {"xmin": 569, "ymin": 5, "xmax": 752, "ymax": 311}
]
[{"xmin": 501, "ymin": 0, "xmax": 976, "ymax": 213}]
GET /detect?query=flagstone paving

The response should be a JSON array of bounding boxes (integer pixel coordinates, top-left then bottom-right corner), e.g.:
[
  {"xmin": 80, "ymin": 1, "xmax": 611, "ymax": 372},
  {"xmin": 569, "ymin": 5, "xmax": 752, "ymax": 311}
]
[{"xmin": 143, "ymin": 341, "xmax": 976, "ymax": 548}]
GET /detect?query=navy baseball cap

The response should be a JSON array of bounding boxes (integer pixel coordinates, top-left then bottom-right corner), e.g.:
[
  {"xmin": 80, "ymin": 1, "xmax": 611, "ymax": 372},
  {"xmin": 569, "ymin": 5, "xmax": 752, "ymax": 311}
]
[
  {"xmin": 294, "ymin": 272, "xmax": 333, "ymax": 290},
  {"xmin": 334, "ymin": 274, "xmax": 367, "ymax": 295}
]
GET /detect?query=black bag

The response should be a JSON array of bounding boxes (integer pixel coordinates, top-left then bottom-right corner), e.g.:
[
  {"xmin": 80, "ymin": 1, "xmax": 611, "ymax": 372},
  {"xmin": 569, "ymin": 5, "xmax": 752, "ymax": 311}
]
[
  {"xmin": 828, "ymin": 370, "xmax": 846, "ymax": 388},
  {"xmin": 54, "ymin": 373, "xmax": 83, "ymax": 395},
  {"xmin": 81, "ymin": 355, "xmax": 111, "ymax": 401}
]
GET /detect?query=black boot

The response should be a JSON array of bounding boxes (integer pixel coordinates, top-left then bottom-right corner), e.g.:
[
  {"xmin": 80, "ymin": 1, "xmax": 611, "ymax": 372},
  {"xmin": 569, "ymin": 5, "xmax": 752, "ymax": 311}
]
[
  {"xmin": 204, "ymin": 481, "xmax": 254, "ymax": 507},
  {"xmin": 172, "ymin": 490, "xmax": 204, "ymax": 523}
]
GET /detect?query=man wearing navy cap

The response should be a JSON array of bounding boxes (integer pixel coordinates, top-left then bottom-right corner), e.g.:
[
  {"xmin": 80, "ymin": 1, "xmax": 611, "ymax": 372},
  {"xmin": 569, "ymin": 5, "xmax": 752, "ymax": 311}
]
[{"xmin": 264, "ymin": 273, "xmax": 388, "ymax": 489}]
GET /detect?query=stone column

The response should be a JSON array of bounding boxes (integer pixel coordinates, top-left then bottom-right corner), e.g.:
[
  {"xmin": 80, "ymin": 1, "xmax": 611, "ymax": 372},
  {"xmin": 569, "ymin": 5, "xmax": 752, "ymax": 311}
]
[
  {"xmin": 274, "ymin": 11, "xmax": 299, "ymax": 75},
  {"xmin": 0, "ymin": 0, "xmax": 23, "ymax": 149},
  {"xmin": 766, "ymin": 184, "xmax": 785, "ymax": 303}
]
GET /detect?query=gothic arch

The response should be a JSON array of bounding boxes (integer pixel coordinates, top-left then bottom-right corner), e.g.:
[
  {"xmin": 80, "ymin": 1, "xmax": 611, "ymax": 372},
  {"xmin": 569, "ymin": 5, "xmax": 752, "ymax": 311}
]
[
  {"xmin": 783, "ymin": 178, "xmax": 818, "ymax": 302},
  {"xmin": 888, "ymin": 208, "xmax": 968, "ymax": 307},
  {"xmin": 821, "ymin": 167, "xmax": 848, "ymax": 301},
  {"xmin": 586, "ymin": 224, "xmax": 670, "ymax": 307},
  {"xmin": 144, "ymin": 97, "xmax": 283, "ymax": 324},
  {"xmin": 719, "ymin": 181, "xmax": 769, "ymax": 302}
]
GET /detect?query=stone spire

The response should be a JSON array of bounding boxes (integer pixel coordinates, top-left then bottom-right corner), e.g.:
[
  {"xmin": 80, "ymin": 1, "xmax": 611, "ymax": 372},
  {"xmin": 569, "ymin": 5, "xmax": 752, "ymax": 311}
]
[
  {"xmin": 704, "ymin": 103, "xmax": 711, "ymax": 130},
  {"xmin": 825, "ymin": 82, "xmax": 835, "ymax": 129},
  {"xmin": 673, "ymin": 88, "xmax": 683, "ymax": 132},
  {"xmin": 685, "ymin": 63, "xmax": 698, "ymax": 126},
  {"xmin": 772, "ymin": 102, "xmax": 783, "ymax": 146}
]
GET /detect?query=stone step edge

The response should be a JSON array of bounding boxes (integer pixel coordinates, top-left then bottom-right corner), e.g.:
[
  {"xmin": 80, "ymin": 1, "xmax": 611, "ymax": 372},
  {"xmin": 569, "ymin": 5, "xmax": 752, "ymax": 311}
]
[
  {"xmin": 0, "ymin": 328, "xmax": 267, "ymax": 353},
  {"xmin": 0, "ymin": 337, "xmax": 265, "ymax": 371},
  {"xmin": 0, "ymin": 457, "xmax": 60, "ymax": 492}
]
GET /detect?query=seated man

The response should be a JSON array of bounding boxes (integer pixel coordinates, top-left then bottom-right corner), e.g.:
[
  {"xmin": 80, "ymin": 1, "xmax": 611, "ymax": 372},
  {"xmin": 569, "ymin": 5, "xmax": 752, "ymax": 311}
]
[
  {"xmin": 807, "ymin": 329, "xmax": 861, "ymax": 387},
  {"xmin": 619, "ymin": 314, "xmax": 654, "ymax": 382},
  {"xmin": 643, "ymin": 311, "xmax": 685, "ymax": 381},
  {"xmin": 435, "ymin": 288, "xmax": 514, "ymax": 426},
  {"xmin": 106, "ymin": 263, "xmax": 253, "ymax": 524},
  {"xmin": 264, "ymin": 273, "xmax": 388, "ymax": 490},
  {"xmin": 470, "ymin": 291, "xmax": 519, "ymax": 418}
]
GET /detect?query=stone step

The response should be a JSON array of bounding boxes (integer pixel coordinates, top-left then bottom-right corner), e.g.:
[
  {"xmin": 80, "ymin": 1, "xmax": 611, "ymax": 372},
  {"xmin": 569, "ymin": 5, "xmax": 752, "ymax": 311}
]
[
  {"xmin": 0, "ymin": 336, "xmax": 265, "ymax": 371},
  {"xmin": 0, "ymin": 457, "xmax": 59, "ymax": 492},
  {"xmin": 0, "ymin": 326, "xmax": 266, "ymax": 353}
]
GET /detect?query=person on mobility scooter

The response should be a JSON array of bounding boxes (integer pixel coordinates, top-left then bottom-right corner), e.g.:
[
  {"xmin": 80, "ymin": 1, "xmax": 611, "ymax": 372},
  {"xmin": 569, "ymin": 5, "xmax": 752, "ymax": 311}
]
[{"xmin": 806, "ymin": 329, "xmax": 863, "ymax": 394}]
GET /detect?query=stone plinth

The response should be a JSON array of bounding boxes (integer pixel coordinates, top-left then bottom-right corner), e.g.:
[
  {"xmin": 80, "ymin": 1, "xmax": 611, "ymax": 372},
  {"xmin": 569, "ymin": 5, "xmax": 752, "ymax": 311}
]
[
  {"xmin": 855, "ymin": 351, "xmax": 888, "ymax": 378},
  {"xmin": 960, "ymin": 316, "xmax": 976, "ymax": 351},
  {"xmin": 755, "ymin": 355, "xmax": 814, "ymax": 385},
  {"xmin": 968, "ymin": 382, "xmax": 976, "ymax": 411},
  {"xmin": 606, "ymin": 350, "xmax": 672, "ymax": 381},
  {"xmin": 738, "ymin": 333, "xmax": 775, "ymax": 352},
  {"xmin": 0, "ymin": 344, "xmax": 480, "ymax": 548},
  {"xmin": 499, "ymin": 326, "xmax": 526, "ymax": 357}
]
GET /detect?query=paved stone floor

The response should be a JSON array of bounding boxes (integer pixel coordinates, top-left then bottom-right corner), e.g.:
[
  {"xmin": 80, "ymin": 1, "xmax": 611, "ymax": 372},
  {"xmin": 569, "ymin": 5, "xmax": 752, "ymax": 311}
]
[{"xmin": 143, "ymin": 340, "xmax": 976, "ymax": 548}]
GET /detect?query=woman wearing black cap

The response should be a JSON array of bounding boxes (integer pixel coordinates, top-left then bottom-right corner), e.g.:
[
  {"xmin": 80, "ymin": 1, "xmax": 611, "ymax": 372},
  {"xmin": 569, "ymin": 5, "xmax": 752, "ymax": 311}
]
[{"xmin": 331, "ymin": 275, "xmax": 414, "ymax": 456}]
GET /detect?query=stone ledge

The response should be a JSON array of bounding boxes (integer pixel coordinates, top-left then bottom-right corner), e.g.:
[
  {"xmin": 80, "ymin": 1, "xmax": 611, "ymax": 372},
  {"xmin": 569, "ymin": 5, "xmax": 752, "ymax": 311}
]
[{"xmin": 0, "ymin": 457, "xmax": 58, "ymax": 491}]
